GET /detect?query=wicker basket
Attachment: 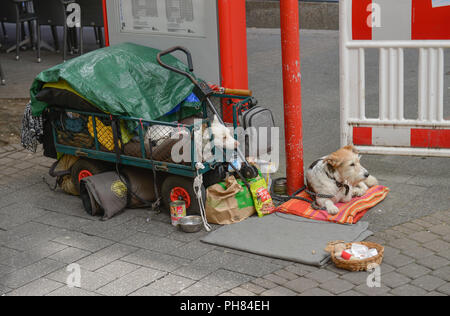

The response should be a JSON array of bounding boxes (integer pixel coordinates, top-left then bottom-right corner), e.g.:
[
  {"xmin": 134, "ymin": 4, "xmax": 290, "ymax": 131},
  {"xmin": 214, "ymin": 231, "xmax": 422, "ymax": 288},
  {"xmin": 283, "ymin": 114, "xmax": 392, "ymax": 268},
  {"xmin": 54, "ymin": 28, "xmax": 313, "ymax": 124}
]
[{"xmin": 326, "ymin": 241, "xmax": 384, "ymax": 272}]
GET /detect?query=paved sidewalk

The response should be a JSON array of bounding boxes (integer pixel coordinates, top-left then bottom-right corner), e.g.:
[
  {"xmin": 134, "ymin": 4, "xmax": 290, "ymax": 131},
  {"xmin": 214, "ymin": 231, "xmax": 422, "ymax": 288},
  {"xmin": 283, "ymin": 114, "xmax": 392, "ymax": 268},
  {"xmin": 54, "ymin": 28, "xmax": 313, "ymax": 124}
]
[
  {"xmin": 0, "ymin": 146, "xmax": 449, "ymax": 296},
  {"xmin": 225, "ymin": 210, "xmax": 450, "ymax": 297}
]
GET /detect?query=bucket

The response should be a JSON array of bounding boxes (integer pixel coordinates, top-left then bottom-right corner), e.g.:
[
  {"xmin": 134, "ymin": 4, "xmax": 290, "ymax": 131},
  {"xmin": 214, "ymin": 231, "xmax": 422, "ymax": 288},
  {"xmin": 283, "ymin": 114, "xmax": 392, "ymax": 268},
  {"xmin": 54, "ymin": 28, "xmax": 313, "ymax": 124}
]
[
  {"xmin": 170, "ymin": 200, "xmax": 187, "ymax": 226},
  {"xmin": 273, "ymin": 178, "xmax": 288, "ymax": 196}
]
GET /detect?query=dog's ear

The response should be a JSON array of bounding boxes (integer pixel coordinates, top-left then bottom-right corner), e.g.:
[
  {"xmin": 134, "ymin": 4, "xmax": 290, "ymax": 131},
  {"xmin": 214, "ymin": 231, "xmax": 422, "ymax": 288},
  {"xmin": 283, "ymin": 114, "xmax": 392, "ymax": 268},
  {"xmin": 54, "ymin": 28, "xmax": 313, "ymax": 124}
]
[
  {"xmin": 325, "ymin": 152, "xmax": 344, "ymax": 168},
  {"xmin": 343, "ymin": 145, "xmax": 359, "ymax": 154}
]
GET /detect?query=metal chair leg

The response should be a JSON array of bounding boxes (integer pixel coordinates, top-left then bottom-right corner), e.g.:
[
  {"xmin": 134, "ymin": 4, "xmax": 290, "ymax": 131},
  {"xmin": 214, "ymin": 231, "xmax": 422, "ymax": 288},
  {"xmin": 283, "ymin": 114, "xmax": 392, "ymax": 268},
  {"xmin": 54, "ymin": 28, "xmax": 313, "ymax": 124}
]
[
  {"xmin": 36, "ymin": 25, "xmax": 57, "ymax": 63},
  {"xmin": 63, "ymin": 25, "xmax": 67, "ymax": 61},
  {"xmin": 51, "ymin": 25, "xmax": 60, "ymax": 52},
  {"xmin": 94, "ymin": 26, "xmax": 99, "ymax": 45},
  {"xmin": 21, "ymin": 22, "xmax": 26, "ymax": 46},
  {"xmin": 98, "ymin": 27, "xmax": 104, "ymax": 48},
  {"xmin": 71, "ymin": 28, "xmax": 78, "ymax": 54},
  {"xmin": 79, "ymin": 26, "xmax": 84, "ymax": 55},
  {"xmin": 0, "ymin": 61, "xmax": 5, "ymax": 85},
  {"xmin": 28, "ymin": 21, "xmax": 35, "ymax": 50},
  {"xmin": 15, "ymin": 20, "xmax": 21, "ymax": 60},
  {"xmin": 1, "ymin": 22, "xmax": 7, "ymax": 41},
  {"xmin": 37, "ymin": 24, "xmax": 41, "ymax": 63}
]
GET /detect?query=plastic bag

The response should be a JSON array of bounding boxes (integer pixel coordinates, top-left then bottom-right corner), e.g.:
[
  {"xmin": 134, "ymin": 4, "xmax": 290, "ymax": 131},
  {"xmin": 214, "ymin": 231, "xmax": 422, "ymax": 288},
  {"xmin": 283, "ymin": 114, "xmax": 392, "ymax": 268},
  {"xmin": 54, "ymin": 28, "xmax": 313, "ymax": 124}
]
[{"xmin": 249, "ymin": 176, "xmax": 276, "ymax": 217}]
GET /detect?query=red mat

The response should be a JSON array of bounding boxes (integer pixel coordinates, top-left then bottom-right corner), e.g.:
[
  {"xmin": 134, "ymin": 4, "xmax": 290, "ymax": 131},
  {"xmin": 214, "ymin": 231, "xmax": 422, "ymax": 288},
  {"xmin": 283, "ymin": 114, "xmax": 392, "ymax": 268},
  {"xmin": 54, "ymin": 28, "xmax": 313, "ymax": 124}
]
[{"xmin": 277, "ymin": 185, "xmax": 390, "ymax": 225}]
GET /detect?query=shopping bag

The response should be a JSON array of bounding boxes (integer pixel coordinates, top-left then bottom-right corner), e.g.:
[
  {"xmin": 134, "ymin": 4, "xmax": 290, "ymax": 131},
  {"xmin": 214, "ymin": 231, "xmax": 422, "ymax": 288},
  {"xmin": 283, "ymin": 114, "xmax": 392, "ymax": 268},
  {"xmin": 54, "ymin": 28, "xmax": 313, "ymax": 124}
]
[{"xmin": 206, "ymin": 176, "xmax": 255, "ymax": 225}]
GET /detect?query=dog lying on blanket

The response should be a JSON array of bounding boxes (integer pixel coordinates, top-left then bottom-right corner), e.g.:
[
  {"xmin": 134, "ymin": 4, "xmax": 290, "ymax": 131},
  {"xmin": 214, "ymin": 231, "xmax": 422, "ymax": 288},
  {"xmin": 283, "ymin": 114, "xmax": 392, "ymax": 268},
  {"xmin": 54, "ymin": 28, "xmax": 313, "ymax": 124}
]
[{"xmin": 306, "ymin": 145, "xmax": 378, "ymax": 215}]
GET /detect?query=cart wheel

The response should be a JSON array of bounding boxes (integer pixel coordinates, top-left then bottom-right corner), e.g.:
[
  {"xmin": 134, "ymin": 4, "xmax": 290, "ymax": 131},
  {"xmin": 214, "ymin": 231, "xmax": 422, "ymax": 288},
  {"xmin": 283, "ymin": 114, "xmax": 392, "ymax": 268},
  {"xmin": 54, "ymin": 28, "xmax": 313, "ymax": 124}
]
[
  {"xmin": 71, "ymin": 159, "xmax": 110, "ymax": 194},
  {"xmin": 161, "ymin": 175, "xmax": 205, "ymax": 215},
  {"xmin": 170, "ymin": 187, "xmax": 192, "ymax": 209}
]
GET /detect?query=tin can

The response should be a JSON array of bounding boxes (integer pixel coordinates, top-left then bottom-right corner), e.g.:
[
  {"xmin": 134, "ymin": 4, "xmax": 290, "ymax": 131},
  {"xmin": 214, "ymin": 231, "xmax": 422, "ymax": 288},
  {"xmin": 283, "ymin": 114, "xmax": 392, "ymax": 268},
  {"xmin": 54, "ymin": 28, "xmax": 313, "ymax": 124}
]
[
  {"xmin": 170, "ymin": 200, "xmax": 186, "ymax": 226},
  {"xmin": 273, "ymin": 178, "xmax": 288, "ymax": 196}
]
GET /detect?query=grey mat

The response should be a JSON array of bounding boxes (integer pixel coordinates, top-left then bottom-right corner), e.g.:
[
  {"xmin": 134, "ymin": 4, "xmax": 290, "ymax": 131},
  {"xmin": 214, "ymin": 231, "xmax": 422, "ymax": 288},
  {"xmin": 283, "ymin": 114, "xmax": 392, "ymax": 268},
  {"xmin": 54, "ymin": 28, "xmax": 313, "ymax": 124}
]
[{"xmin": 201, "ymin": 213, "xmax": 373, "ymax": 267}]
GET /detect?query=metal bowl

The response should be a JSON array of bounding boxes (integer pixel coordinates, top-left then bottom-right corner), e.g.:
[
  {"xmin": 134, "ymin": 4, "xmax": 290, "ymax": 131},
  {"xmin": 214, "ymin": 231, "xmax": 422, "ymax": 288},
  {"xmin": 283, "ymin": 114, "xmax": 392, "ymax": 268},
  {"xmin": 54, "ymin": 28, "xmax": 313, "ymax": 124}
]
[{"xmin": 178, "ymin": 216, "xmax": 203, "ymax": 233}]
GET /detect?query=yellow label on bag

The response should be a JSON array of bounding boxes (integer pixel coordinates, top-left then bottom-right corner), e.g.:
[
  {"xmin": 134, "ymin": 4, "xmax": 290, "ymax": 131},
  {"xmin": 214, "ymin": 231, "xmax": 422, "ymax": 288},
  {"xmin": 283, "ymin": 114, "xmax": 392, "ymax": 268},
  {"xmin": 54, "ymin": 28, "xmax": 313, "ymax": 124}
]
[{"xmin": 111, "ymin": 180, "xmax": 127, "ymax": 199}]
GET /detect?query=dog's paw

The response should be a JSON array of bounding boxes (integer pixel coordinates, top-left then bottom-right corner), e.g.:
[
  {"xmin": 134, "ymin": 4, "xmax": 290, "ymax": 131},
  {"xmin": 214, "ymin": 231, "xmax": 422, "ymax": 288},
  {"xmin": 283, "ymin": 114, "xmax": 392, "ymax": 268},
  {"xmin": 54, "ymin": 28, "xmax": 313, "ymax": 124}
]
[
  {"xmin": 327, "ymin": 204, "xmax": 340, "ymax": 215},
  {"xmin": 342, "ymin": 194, "xmax": 353, "ymax": 203},
  {"xmin": 352, "ymin": 187, "xmax": 367, "ymax": 197},
  {"xmin": 365, "ymin": 175, "xmax": 378, "ymax": 188}
]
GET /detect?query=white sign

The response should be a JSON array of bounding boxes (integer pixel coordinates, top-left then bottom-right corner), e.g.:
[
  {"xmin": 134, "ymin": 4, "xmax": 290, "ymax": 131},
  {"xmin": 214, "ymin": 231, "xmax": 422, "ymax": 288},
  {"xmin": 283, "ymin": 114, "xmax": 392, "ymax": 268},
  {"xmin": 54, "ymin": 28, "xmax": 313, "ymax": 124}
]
[
  {"xmin": 106, "ymin": 0, "xmax": 220, "ymax": 83},
  {"xmin": 119, "ymin": 0, "xmax": 207, "ymax": 37}
]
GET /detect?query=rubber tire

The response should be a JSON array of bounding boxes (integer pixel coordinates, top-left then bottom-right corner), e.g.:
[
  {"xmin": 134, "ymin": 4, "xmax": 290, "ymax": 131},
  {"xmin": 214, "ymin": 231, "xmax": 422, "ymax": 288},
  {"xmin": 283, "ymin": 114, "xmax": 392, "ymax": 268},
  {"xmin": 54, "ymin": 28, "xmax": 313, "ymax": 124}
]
[
  {"xmin": 71, "ymin": 159, "xmax": 110, "ymax": 194},
  {"xmin": 161, "ymin": 175, "xmax": 206, "ymax": 215}
]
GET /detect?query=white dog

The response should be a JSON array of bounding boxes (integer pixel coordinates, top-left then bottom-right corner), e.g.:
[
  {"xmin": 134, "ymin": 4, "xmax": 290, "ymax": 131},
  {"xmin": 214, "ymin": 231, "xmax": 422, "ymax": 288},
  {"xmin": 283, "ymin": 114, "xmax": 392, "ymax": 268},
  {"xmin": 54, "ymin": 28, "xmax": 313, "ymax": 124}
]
[
  {"xmin": 210, "ymin": 115, "xmax": 239, "ymax": 151},
  {"xmin": 305, "ymin": 145, "xmax": 378, "ymax": 215}
]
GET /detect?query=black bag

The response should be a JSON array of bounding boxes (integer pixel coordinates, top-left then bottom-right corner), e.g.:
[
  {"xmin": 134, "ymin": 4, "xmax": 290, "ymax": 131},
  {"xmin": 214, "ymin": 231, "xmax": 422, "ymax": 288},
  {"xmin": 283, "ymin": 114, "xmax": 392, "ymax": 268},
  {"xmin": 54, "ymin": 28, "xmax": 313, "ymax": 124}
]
[
  {"xmin": 238, "ymin": 106, "xmax": 275, "ymax": 157},
  {"xmin": 203, "ymin": 163, "xmax": 228, "ymax": 188},
  {"xmin": 36, "ymin": 88, "xmax": 102, "ymax": 113},
  {"xmin": 42, "ymin": 110, "xmax": 58, "ymax": 159}
]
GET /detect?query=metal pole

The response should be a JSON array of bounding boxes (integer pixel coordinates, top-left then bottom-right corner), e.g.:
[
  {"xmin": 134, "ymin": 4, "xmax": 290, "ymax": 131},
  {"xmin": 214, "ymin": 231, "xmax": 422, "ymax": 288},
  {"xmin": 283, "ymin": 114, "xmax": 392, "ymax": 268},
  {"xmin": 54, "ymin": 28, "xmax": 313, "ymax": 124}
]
[
  {"xmin": 218, "ymin": 0, "xmax": 249, "ymax": 123},
  {"xmin": 0, "ymin": 58, "xmax": 5, "ymax": 85},
  {"xmin": 280, "ymin": 0, "xmax": 304, "ymax": 195},
  {"xmin": 102, "ymin": 0, "xmax": 110, "ymax": 47}
]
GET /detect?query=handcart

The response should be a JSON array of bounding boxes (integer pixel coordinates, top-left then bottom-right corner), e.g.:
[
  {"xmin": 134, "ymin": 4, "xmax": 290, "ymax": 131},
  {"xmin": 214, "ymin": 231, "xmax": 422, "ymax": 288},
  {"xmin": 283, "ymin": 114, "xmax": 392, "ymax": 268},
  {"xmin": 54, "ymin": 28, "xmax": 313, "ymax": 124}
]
[{"xmin": 48, "ymin": 46, "xmax": 256, "ymax": 213}]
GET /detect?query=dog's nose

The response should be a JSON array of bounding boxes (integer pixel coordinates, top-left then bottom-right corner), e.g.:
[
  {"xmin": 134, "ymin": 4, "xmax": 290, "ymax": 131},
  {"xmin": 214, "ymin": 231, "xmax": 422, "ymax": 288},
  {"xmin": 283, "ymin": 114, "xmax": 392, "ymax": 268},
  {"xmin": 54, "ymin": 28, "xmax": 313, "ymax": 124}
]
[{"xmin": 364, "ymin": 172, "xmax": 370, "ymax": 178}]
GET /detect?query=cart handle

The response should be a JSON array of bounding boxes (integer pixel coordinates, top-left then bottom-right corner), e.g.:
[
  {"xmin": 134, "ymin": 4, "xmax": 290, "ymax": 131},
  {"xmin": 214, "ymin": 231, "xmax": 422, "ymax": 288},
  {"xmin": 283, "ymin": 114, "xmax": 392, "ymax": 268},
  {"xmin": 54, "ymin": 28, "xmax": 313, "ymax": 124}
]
[{"xmin": 157, "ymin": 46, "xmax": 198, "ymax": 85}]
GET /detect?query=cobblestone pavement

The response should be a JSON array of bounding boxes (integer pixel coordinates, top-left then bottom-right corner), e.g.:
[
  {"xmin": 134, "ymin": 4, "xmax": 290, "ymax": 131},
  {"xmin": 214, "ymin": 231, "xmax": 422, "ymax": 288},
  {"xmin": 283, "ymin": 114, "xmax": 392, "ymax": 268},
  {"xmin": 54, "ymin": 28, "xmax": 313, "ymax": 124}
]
[
  {"xmin": 0, "ymin": 146, "xmax": 449, "ymax": 296},
  {"xmin": 0, "ymin": 99, "xmax": 26, "ymax": 146}
]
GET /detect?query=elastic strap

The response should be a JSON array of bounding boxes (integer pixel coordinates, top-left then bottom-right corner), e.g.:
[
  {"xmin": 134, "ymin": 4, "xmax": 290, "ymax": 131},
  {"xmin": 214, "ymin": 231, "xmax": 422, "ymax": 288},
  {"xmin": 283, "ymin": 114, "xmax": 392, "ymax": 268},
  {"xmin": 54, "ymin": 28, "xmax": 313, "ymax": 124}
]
[
  {"xmin": 111, "ymin": 116, "xmax": 160, "ymax": 212},
  {"xmin": 271, "ymin": 178, "xmax": 328, "ymax": 211},
  {"xmin": 194, "ymin": 163, "xmax": 211, "ymax": 232}
]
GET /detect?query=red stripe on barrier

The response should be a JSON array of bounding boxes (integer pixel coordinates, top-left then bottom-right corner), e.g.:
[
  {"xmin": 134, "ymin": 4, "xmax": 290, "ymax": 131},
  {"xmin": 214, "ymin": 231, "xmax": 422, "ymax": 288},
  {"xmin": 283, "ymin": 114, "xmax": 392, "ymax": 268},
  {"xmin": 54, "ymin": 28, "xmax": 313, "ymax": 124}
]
[
  {"xmin": 412, "ymin": 0, "xmax": 450, "ymax": 40},
  {"xmin": 411, "ymin": 129, "xmax": 450, "ymax": 149},
  {"xmin": 353, "ymin": 127, "xmax": 372, "ymax": 146},
  {"xmin": 352, "ymin": 0, "xmax": 373, "ymax": 40}
]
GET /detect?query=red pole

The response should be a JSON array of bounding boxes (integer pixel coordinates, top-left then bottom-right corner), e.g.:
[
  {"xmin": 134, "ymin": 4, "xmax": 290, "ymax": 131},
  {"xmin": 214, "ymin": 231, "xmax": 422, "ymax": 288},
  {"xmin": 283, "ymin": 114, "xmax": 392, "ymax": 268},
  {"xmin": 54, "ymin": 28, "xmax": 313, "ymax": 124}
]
[
  {"xmin": 102, "ymin": 0, "xmax": 110, "ymax": 46},
  {"xmin": 280, "ymin": 0, "xmax": 304, "ymax": 195},
  {"xmin": 218, "ymin": 0, "xmax": 249, "ymax": 123}
]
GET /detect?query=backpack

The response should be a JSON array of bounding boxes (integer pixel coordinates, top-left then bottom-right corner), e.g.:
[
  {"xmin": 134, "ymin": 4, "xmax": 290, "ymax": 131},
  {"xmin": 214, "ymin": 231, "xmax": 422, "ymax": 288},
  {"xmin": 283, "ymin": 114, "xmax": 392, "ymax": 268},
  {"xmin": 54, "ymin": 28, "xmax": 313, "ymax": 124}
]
[{"xmin": 238, "ymin": 105, "xmax": 275, "ymax": 157}]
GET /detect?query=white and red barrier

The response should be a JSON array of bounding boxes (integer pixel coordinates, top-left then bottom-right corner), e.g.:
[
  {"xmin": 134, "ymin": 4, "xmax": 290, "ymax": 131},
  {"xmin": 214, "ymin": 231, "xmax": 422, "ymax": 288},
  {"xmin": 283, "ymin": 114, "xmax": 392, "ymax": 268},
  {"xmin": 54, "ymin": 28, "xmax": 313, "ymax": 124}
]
[{"xmin": 340, "ymin": 0, "xmax": 450, "ymax": 157}]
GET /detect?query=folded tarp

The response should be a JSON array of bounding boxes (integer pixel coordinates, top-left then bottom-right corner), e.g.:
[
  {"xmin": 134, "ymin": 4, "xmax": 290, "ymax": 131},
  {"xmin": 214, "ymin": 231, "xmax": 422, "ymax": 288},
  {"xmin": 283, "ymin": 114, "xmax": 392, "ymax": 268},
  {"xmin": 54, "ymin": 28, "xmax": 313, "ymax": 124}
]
[{"xmin": 30, "ymin": 43, "xmax": 201, "ymax": 122}]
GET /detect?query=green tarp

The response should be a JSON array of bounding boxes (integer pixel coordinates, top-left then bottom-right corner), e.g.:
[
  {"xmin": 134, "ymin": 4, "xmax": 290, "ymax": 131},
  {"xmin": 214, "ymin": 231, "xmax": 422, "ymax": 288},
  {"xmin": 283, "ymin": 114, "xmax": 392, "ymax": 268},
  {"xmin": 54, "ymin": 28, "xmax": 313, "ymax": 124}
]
[{"xmin": 30, "ymin": 43, "xmax": 201, "ymax": 122}]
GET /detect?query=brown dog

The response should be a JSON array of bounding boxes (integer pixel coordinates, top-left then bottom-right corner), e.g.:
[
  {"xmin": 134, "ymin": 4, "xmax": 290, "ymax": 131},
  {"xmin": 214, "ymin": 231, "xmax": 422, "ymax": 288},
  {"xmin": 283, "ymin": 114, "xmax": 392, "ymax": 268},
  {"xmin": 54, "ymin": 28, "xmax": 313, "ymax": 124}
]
[{"xmin": 305, "ymin": 145, "xmax": 378, "ymax": 215}]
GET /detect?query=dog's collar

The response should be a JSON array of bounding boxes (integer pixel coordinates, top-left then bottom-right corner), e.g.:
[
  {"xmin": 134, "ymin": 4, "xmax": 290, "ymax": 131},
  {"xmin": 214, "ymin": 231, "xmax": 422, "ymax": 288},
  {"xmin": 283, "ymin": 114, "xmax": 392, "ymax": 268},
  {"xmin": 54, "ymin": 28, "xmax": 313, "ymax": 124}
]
[
  {"xmin": 325, "ymin": 163, "xmax": 350, "ymax": 196},
  {"xmin": 335, "ymin": 180, "xmax": 350, "ymax": 196}
]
